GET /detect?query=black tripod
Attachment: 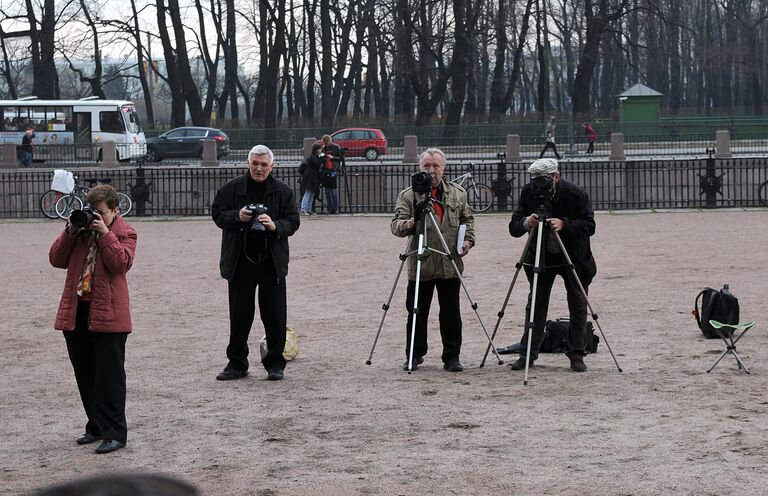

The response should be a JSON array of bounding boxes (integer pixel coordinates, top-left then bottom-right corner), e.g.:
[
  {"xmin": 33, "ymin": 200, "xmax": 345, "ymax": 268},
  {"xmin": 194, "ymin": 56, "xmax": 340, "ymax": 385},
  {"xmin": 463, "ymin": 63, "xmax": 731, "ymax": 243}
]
[
  {"xmin": 366, "ymin": 192, "xmax": 504, "ymax": 372},
  {"xmin": 480, "ymin": 206, "xmax": 622, "ymax": 384}
]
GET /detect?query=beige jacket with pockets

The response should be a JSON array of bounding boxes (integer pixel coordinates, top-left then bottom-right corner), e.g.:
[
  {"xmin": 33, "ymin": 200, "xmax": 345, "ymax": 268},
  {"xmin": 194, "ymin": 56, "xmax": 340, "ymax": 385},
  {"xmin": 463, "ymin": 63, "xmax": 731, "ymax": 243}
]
[{"xmin": 391, "ymin": 180, "xmax": 475, "ymax": 281}]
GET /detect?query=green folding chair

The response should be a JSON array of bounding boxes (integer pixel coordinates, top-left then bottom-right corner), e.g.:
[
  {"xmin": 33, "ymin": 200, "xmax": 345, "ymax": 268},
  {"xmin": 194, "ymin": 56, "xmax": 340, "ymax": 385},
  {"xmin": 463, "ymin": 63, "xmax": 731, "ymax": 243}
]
[{"xmin": 706, "ymin": 320, "xmax": 755, "ymax": 374}]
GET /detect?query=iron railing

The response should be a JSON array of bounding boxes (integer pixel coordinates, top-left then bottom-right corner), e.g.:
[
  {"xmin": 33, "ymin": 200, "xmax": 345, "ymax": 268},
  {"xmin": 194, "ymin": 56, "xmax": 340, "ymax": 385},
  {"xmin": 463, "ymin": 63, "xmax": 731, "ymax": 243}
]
[{"xmin": 1, "ymin": 158, "xmax": 766, "ymax": 219}]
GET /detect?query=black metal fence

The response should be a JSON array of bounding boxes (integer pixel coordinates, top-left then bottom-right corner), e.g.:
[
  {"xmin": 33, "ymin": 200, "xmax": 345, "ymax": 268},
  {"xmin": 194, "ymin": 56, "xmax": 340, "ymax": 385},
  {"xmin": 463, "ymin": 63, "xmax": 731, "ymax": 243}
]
[{"xmin": 1, "ymin": 158, "xmax": 767, "ymax": 219}]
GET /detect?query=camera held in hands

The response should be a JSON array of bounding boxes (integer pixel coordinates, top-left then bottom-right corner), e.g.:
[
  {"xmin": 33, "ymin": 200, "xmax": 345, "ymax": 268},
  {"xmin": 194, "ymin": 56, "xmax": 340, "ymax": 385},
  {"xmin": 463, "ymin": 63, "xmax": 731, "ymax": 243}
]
[
  {"xmin": 246, "ymin": 203, "xmax": 268, "ymax": 231},
  {"xmin": 411, "ymin": 171, "xmax": 432, "ymax": 194},
  {"xmin": 70, "ymin": 206, "xmax": 98, "ymax": 231}
]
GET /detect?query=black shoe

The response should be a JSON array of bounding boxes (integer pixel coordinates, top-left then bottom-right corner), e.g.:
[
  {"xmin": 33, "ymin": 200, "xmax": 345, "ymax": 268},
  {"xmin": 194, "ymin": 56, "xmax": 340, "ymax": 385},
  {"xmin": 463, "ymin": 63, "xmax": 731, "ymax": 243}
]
[
  {"xmin": 443, "ymin": 359, "xmax": 464, "ymax": 372},
  {"xmin": 402, "ymin": 356, "xmax": 424, "ymax": 371},
  {"xmin": 267, "ymin": 368, "xmax": 284, "ymax": 381},
  {"xmin": 509, "ymin": 357, "xmax": 533, "ymax": 371},
  {"xmin": 569, "ymin": 356, "xmax": 587, "ymax": 372},
  {"xmin": 76, "ymin": 433, "xmax": 101, "ymax": 445},
  {"xmin": 216, "ymin": 367, "xmax": 248, "ymax": 381},
  {"xmin": 95, "ymin": 439, "xmax": 126, "ymax": 454}
]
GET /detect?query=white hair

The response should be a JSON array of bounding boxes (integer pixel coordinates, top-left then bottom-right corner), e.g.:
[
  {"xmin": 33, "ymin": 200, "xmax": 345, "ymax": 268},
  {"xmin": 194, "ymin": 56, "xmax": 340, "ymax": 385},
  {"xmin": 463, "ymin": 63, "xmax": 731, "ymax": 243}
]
[
  {"xmin": 248, "ymin": 145, "xmax": 274, "ymax": 164},
  {"xmin": 419, "ymin": 147, "xmax": 446, "ymax": 166}
]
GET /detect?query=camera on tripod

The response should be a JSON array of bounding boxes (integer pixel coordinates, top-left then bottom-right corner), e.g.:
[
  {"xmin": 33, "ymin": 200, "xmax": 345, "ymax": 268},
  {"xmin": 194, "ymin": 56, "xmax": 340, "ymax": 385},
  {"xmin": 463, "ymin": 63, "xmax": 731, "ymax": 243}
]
[
  {"xmin": 246, "ymin": 203, "xmax": 268, "ymax": 231},
  {"xmin": 530, "ymin": 174, "xmax": 555, "ymax": 212},
  {"xmin": 411, "ymin": 171, "xmax": 432, "ymax": 194}
]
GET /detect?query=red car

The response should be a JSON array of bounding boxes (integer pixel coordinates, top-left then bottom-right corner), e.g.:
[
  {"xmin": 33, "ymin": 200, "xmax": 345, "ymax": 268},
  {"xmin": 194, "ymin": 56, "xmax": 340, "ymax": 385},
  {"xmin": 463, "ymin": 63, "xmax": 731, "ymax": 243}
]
[{"xmin": 324, "ymin": 128, "xmax": 387, "ymax": 161}]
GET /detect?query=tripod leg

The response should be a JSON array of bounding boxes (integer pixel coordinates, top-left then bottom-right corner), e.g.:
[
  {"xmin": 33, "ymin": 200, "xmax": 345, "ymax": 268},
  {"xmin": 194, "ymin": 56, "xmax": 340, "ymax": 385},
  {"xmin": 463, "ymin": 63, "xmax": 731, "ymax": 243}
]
[
  {"xmin": 340, "ymin": 159, "xmax": 353, "ymax": 213},
  {"xmin": 426, "ymin": 211, "xmax": 504, "ymax": 366},
  {"xmin": 480, "ymin": 233, "xmax": 534, "ymax": 367},
  {"xmin": 406, "ymin": 232, "xmax": 427, "ymax": 374},
  {"xmin": 366, "ymin": 235, "xmax": 414, "ymax": 365},
  {"xmin": 552, "ymin": 230, "xmax": 623, "ymax": 373},
  {"xmin": 523, "ymin": 223, "xmax": 547, "ymax": 385}
]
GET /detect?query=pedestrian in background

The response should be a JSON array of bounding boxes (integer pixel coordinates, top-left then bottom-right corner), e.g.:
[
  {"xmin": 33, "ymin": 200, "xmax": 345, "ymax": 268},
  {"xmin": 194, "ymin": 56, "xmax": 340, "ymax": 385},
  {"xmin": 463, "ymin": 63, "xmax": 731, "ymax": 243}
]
[
  {"xmin": 540, "ymin": 116, "xmax": 561, "ymax": 160},
  {"xmin": 584, "ymin": 122, "xmax": 597, "ymax": 154}
]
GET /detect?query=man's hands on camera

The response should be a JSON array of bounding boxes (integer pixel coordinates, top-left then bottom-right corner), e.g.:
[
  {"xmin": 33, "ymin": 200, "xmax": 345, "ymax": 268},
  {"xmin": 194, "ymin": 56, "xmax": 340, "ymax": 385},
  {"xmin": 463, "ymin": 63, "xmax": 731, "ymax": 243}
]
[
  {"xmin": 89, "ymin": 212, "xmax": 109, "ymax": 235},
  {"xmin": 239, "ymin": 206, "xmax": 276, "ymax": 231},
  {"xmin": 525, "ymin": 213, "xmax": 564, "ymax": 232},
  {"xmin": 404, "ymin": 217, "xmax": 417, "ymax": 233}
]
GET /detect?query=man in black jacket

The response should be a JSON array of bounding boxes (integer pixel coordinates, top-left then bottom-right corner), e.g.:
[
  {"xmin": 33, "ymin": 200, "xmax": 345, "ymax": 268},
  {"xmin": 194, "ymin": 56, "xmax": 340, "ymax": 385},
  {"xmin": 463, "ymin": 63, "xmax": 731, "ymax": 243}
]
[
  {"xmin": 212, "ymin": 145, "xmax": 300, "ymax": 381},
  {"xmin": 508, "ymin": 158, "xmax": 596, "ymax": 372}
]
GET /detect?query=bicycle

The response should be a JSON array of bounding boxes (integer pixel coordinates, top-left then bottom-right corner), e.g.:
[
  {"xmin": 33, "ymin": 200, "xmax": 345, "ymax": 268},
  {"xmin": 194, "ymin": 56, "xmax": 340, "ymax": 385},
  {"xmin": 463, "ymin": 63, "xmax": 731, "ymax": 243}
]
[
  {"xmin": 450, "ymin": 163, "xmax": 494, "ymax": 212},
  {"xmin": 760, "ymin": 180, "xmax": 768, "ymax": 208},
  {"xmin": 40, "ymin": 174, "xmax": 133, "ymax": 219}
]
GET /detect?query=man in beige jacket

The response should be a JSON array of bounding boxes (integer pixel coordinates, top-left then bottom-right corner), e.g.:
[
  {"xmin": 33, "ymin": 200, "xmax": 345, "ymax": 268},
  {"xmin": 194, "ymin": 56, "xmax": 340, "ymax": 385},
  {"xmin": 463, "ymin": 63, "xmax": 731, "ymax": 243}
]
[{"xmin": 391, "ymin": 148, "xmax": 475, "ymax": 372}]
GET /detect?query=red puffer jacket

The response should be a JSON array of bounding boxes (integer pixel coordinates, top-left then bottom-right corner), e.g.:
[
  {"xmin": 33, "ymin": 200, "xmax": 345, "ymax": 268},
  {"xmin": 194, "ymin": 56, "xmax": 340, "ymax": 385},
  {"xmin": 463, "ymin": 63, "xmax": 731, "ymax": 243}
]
[{"xmin": 49, "ymin": 215, "xmax": 137, "ymax": 333}]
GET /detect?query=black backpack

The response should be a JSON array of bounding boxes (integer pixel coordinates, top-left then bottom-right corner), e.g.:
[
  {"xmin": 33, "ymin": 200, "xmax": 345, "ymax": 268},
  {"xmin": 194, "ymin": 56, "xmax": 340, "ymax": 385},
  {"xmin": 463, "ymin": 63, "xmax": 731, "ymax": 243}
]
[
  {"xmin": 693, "ymin": 285, "xmax": 739, "ymax": 338},
  {"xmin": 496, "ymin": 319, "xmax": 599, "ymax": 354}
]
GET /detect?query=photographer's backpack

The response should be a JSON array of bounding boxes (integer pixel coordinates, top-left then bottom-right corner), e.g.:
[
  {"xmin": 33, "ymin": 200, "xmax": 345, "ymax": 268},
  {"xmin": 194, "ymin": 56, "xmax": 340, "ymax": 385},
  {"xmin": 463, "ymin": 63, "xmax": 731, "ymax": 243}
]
[{"xmin": 693, "ymin": 284, "xmax": 739, "ymax": 338}]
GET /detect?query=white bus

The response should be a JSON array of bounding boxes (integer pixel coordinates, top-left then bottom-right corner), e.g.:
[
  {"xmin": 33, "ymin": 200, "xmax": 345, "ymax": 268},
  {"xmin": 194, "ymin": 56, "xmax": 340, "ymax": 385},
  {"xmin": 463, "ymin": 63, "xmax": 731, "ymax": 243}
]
[{"xmin": 0, "ymin": 97, "xmax": 146, "ymax": 162}]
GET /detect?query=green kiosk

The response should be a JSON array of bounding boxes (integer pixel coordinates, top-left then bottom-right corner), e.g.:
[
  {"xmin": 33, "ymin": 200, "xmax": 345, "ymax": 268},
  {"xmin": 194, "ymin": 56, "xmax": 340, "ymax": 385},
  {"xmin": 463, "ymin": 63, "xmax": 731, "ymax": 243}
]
[{"xmin": 618, "ymin": 83, "xmax": 662, "ymax": 137}]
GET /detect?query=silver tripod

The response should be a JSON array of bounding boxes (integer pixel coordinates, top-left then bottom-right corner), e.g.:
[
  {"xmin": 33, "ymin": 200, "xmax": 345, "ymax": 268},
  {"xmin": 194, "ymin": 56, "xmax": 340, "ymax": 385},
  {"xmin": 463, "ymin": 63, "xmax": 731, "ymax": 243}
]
[
  {"xmin": 366, "ymin": 193, "xmax": 504, "ymax": 372},
  {"xmin": 480, "ymin": 208, "xmax": 622, "ymax": 384}
]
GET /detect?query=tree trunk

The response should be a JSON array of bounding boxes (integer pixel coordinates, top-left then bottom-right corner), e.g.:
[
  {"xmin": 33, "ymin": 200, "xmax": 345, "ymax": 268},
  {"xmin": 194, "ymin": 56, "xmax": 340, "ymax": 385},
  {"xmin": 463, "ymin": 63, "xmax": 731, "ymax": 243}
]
[
  {"xmin": 130, "ymin": 0, "xmax": 154, "ymax": 128},
  {"xmin": 320, "ymin": 0, "xmax": 334, "ymax": 126},
  {"xmin": 167, "ymin": 0, "xmax": 207, "ymax": 125},
  {"xmin": 156, "ymin": 0, "xmax": 185, "ymax": 126}
]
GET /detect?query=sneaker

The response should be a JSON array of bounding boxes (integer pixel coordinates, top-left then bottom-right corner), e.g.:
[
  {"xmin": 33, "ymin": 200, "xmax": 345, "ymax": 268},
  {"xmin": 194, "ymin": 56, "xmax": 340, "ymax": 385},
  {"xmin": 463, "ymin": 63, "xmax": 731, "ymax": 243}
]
[
  {"xmin": 216, "ymin": 367, "xmax": 248, "ymax": 381},
  {"xmin": 300, "ymin": 211, "xmax": 309, "ymax": 216},
  {"xmin": 402, "ymin": 356, "xmax": 424, "ymax": 371},
  {"xmin": 443, "ymin": 358, "xmax": 464, "ymax": 372},
  {"xmin": 569, "ymin": 356, "xmax": 587, "ymax": 372},
  {"xmin": 508, "ymin": 356, "xmax": 533, "ymax": 371}
]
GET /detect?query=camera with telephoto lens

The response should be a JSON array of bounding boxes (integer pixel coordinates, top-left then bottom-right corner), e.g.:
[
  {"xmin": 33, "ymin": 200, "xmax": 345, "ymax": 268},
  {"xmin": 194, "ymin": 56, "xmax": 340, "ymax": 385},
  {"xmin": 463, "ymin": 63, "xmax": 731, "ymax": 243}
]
[
  {"xmin": 70, "ymin": 206, "xmax": 98, "ymax": 231},
  {"xmin": 411, "ymin": 171, "xmax": 432, "ymax": 194},
  {"xmin": 246, "ymin": 203, "xmax": 268, "ymax": 231}
]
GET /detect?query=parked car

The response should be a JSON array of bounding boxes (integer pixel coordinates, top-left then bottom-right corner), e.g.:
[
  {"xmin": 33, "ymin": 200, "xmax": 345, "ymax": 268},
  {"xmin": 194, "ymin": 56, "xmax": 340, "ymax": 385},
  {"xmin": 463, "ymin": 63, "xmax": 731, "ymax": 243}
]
[
  {"xmin": 146, "ymin": 127, "xmax": 229, "ymax": 162},
  {"xmin": 323, "ymin": 128, "xmax": 387, "ymax": 161}
]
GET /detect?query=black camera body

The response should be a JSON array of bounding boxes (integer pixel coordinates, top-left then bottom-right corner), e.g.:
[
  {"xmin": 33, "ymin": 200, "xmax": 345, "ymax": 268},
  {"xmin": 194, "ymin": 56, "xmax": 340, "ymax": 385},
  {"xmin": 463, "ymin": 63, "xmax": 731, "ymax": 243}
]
[
  {"xmin": 70, "ymin": 206, "xmax": 98, "ymax": 230},
  {"xmin": 411, "ymin": 171, "xmax": 432, "ymax": 194},
  {"xmin": 530, "ymin": 174, "xmax": 555, "ymax": 212},
  {"xmin": 246, "ymin": 203, "xmax": 268, "ymax": 231}
]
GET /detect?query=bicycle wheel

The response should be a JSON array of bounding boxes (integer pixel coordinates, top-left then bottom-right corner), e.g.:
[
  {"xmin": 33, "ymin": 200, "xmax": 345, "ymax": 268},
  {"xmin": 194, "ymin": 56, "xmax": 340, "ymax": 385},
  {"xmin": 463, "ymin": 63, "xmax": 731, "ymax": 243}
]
[
  {"xmin": 55, "ymin": 194, "xmax": 84, "ymax": 219},
  {"xmin": 40, "ymin": 190, "xmax": 64, "ymax": 219},
  {"xmin": 759, "ymin": 181, "xmax": 768, "ymax": 208},
  {"xmin": 118, "ymin": 192, "xmax": 133, "ymax": 216},
  {"xmin": 467, "ymin": 183, "xmax": 494, "ymax": 212}
]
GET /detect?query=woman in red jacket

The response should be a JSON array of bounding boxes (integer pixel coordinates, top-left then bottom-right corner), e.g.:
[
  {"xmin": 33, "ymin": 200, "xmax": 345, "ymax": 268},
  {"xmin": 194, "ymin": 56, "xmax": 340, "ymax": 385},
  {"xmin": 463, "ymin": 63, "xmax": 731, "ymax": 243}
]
[
  {"xmin": 49, "ymin": 184, "xmax": 137, "ymax": 454},
  {"xmin": 584, "ymin": 122, "xmax": 597, "ymax": 154}
]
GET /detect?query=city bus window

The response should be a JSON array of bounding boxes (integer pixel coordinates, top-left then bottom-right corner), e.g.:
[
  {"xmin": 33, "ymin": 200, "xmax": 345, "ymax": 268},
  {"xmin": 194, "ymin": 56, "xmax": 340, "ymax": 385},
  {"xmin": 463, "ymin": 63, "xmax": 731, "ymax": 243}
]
[
  {"xmin": 1, "ymin": 107, "xmax": 18, "ymax": 131},
  {"xmin": 99, "ymin": 111, "xmax": 124, "ymax": 134}
]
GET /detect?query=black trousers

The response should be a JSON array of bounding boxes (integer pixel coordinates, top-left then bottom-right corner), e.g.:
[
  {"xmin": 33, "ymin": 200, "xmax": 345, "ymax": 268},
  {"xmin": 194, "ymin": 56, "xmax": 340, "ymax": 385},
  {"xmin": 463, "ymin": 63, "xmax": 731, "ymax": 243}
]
[
  {"xmin": 586, "ymin": 142, "xmax": 595, "ymax": 154},
  {"xmin": 64, "ymin": 301, "xmax": 128, "ymax": 444},
  {"xmin": 540, "ymin": 141, "xmax": 561, "ymax": 159},
  {"xmin": 227, "ymin": 258, "xmax": 287, "ymax": 372},
  {"xmin": 405, "ymin": 278, "xmax": 462, "ymax": 363},
  {"xmin": 521, "ymin": 257, "xmax": 588, "ymax": 362}
]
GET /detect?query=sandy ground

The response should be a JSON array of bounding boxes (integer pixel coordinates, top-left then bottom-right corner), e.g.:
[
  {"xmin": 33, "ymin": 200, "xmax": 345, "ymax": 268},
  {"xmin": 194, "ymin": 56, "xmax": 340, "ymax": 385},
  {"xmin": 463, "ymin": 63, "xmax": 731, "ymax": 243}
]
[{"xmin": 1, "ymin": 210, "xmax": 767, "ymax": 496}]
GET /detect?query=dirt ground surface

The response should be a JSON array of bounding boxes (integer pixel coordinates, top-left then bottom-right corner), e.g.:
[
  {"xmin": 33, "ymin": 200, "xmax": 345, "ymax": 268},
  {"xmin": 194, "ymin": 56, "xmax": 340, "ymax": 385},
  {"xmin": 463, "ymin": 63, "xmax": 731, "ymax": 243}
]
[{"xmin": 1, "ymin": 210, "xmax": 768, "ymax": 496}]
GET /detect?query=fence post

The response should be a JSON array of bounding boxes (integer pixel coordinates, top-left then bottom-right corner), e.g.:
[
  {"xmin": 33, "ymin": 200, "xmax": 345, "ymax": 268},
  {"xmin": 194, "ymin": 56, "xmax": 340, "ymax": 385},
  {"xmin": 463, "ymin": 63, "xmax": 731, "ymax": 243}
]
[
  {"xmin": 303, "ymin": 137, "xmax": 315, "ymax": 160},
  {"xmin": 403, "ymin": 135, "xmax": 419, "ymax": 163},
  {"xmin": 102, "ymin": 141, "xmax": 118, "ymax": 167},
  {"xmin": 0, "ymin": 143, "xmax": 16, "ymax": 168},
  {"xmin": 506, "ymin": 134, "xmax": 521, "ymax": 162},
  {"xmin": 609, "ymin": 133, "xmax": 626, "ymax": 161},
  {"xmin": 201, "ymin": 139, "xmax": 219, "ymax": 167},
  {"xmin": 715, "ymin": 130, "xmax": 732, "ymax": 159}
]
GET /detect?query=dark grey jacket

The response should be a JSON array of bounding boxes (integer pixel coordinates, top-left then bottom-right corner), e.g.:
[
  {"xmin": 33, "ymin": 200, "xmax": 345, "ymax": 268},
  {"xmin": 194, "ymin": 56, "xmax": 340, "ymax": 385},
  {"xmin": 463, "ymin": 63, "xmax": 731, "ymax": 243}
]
[
  {"xmin": 212, "ymin": 174, "xmax": 300, "ymax": 281},
  {"xmin": 509, "ymin": 179, "xmax": 596, "ymax": 286}
]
